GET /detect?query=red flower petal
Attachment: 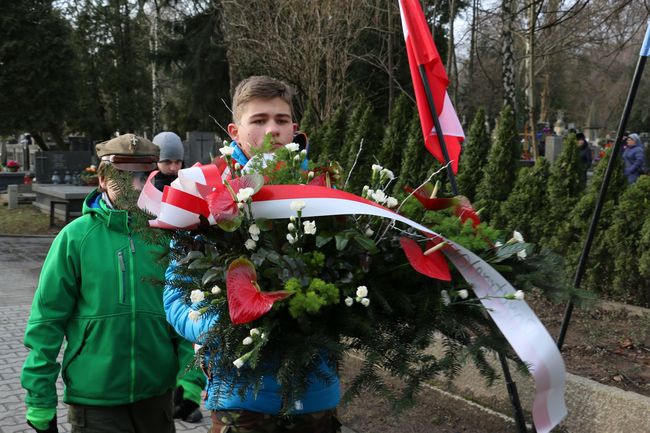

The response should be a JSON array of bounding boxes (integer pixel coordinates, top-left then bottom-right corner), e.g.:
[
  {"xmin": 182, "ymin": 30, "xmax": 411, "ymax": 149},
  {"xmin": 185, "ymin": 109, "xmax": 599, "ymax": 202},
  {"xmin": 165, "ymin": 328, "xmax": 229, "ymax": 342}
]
[
  {"xmin": 400, "ymin": 237, "xmax": 451, "ymax": 281},
  {"xmin": 454, "ymin": 196, "xmax": 480, "ymax": 227},
  {"xmin": 226, "ymin": 258, "xmax": 291, "ymax": 325},
  {"xmin": 404, "ymin": 185, "xmax": 457, "ymax": 210},
  {"xmin": 206, "ymin": 189, "xmax": 239, "ymax": 223}
]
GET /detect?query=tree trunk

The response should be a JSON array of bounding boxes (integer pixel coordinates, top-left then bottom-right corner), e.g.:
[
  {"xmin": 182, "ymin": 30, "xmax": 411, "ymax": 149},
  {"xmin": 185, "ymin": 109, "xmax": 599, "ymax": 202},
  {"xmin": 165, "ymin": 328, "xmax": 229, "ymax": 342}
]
[
  {"xmin": 527, "ymin": 0, "xmax": 537, "ymax": 158},
  {"xmin": 387, "ymin": 0, "xmax": 394, "ymax": 114},
  {"xmin": 501, "ymin": 0, "xmax": 516, "ymax": 108},
  {"xmin": 150, "ymin": 5, "xmax": 161, "ymax": 134}
]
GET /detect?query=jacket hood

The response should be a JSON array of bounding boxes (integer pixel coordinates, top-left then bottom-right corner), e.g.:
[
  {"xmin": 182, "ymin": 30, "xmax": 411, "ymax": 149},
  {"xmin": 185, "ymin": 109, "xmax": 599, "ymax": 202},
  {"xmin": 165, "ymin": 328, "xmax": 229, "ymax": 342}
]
[
  {"xmin": 82, "ymin": 190, "xmax": 130, "ymax": 233},
  {"xmin": 629, "ymin": 133, "xmax": 642, "ymax": 146}
]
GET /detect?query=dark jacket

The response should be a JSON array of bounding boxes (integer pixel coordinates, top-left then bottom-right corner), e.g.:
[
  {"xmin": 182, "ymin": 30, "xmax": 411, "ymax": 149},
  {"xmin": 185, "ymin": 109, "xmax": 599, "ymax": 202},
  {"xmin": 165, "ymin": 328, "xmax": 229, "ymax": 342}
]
[{"xmin": 623, "ymin": 144, "xmax": 646, "ymax": 183}]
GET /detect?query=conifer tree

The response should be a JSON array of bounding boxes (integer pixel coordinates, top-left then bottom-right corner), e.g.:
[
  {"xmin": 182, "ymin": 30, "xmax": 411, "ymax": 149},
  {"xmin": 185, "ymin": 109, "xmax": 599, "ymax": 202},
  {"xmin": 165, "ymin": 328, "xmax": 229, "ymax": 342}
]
[
  {"xmin": 457, "ymin": 108, "xmax": 490, "ymax": 202},
  {"xmin": 343, "ymin": 100, "xmax": 380, "ymax": 192},
  {"xmin": 377, "ymin": 93, "xmax": 412, "ymax": 172},
  {"xmin": 602, "ymin": 176, "xmax": 650, "ymax": 305},
  {"xmin": 474, "ymin": 105, "xmax": 520, "ymax": 226},
  {"xmin": 317, "ymin": 106, "xmax": 348, "ymax": 162},
  {"xmin": 500, "ymin": 157, "xmax": 551, "ymax": 243},
  {"xmin": 561, "ymin": 149, "xmax": 626, "ymax": 294},
  {"xmin": 395, "ymin": 116, "xmax": 435, "ymax": 192},
  {"xmin": 543, "ymin": 133, "xmax": 588, "ymax": 253},
  {"xmin": 299, "ymin": 102, "xmax": 322, "ymax": 159},
  {"xmin": 340, "ymin": 97, "xmax": 368, "ymax": 160}
]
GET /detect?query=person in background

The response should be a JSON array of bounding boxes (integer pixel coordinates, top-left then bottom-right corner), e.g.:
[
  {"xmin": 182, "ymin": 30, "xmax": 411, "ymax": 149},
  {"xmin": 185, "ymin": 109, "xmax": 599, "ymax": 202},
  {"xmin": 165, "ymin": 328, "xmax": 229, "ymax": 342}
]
[
  {"xmin": 576, "ymin": 132, "xmax": 593, "ymax": 176},
  {"xmin": 21, "ymin": 134, "xmax": 204, "ymax": 433},
  {"xmin": 622, "ymin": 133, "xmax": 647, "ymax": 184},
  {"xmin": 152, "ymin": 131, "xmax": 184, "ymax": 191}
]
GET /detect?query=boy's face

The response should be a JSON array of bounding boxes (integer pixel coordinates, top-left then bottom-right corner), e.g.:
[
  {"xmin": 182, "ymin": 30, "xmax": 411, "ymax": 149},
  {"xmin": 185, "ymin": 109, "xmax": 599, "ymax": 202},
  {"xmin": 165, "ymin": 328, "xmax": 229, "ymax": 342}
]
[{"xmin": 228, "ymin": 97, "xmax": 297, "ymax": 158}]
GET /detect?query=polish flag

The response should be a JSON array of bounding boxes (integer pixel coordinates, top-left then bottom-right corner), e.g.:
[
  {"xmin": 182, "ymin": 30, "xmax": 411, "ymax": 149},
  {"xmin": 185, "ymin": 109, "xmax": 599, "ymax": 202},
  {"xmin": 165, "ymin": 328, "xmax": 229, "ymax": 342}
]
[{"xmin": 399, "ymin": 0, "xmax": 464, "ymax": 173}]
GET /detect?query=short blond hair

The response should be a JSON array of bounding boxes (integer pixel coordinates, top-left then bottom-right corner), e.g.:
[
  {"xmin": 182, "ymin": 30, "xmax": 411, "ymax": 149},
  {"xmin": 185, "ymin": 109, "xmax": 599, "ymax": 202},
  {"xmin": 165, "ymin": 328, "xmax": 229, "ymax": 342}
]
[{"xmin": 232, "ymin": 76, "xmax": 295, "ymax": 122}]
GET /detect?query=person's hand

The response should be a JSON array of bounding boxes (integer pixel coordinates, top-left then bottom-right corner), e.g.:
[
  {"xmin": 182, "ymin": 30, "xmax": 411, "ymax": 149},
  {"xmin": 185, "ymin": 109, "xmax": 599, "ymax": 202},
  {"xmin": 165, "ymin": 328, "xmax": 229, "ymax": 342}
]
[
  {"xmin": 173, "ymin": 385, "xmax": 200, "ymax": 419},
  {"xmin": 27, "ymin": 417, "xmax": 58, "ymax": 433}
]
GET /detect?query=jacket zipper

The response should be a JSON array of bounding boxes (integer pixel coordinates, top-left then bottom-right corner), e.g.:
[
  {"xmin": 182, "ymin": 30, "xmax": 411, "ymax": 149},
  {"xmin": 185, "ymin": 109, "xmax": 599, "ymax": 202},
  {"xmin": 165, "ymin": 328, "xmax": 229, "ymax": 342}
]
[
  {"xmin": 117, "ymin": 252, "xmax": 126, "ymax": 304},
  {"xmin": 128, "ymin": 233, "xmax": 137, "ymax": 402}
]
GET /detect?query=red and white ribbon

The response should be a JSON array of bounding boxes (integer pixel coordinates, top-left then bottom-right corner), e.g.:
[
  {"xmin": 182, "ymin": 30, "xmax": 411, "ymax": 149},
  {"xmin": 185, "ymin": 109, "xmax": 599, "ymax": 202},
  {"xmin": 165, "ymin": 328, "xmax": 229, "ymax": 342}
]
[{"xmin": 138, "ymin": 164, "xmax": 566, "ymax": 432}]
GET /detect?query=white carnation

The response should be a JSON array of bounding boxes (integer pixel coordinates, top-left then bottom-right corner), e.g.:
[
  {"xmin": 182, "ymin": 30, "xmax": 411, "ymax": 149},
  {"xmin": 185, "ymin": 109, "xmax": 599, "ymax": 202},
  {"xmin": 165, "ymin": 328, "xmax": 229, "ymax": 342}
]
[
  {"xmin": 188, "ymin": 310, "xmax": 201, "ymax": 322},
  {"xmin": 380, "ymin": 168, "xmax": 395, "ymax": 180},
  {"xmin": 361, "ymin": 297, "xmax": 370, "ymax": 307},
  {"xmin": 290, "ymin": 200, "xmax": 306, "ymax": 211},
  {"xmin": 250, "ymin": 328, "xmax": 260, "ymax": 336},
  {"xmin": 371, "ymin": 164, "xmax": 383, "ymax": 173},
  {"xmin": 242, "ymin": 337, "xmax": 253, "ymax": 345},
  {"xmin": 245, "ymin": 239, "xmax": 257, "ymax": 250},
  {"xmin": 385, "ymin": 197, "xmax": 399, "ymax": 208},
  {"xmin": 514, "ymin": 290, "xmax": 525, "ymax": 300},
  {"xmin": 211, "ymin": 285, "xmax": 221, "ymax": 295},
  {"xmin": 303, "ymin": 220, "xmax": 317, "ymax": 235},
  {"xmin": 458, "ymin": 289, "xmax": 469, "ymax": 299},
  {"xmin": 513, "ymin": 230, "xmax": 525, "ymax": 243},
  {"xmin": 236, "ymin": 187, "xmax": 255, "ymax": 202},
  {"xmin": 190, "ymin": 289, "xmax": 205, "ymax": 303},
  {"xmin": 233, "ymin": 358, "xmax": 245, "ymax": 368},
  {"xmin": 286, "ymin": 233, "xmax": 296, "ymax": 244},
  {"xmin": 356, "ymin": 285, "xmax": 368, "ymax": 298},
  {"xmin": 285, "ymin": 142, "xmax": 300, "ymax": 152},
  {"xmin": 344, "ymin": 297, "xmax": 354, "ymax": 307},
  {"xmin": 219, "ymin": 146, "xmax": 235, "ymax": 156}
]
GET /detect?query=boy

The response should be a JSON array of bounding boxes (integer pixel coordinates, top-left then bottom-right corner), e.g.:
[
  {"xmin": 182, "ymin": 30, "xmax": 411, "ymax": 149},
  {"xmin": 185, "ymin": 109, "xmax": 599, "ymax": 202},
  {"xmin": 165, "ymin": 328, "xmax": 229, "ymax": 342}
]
[
  {"xmin": 21, "ymin": 134, "xmax": 204, "ymax": 433},
  {"xmin": 164, "ymin": 76, "xmax": 341, "ymax": 433},
  {"xmin": 152, "ymin": 131, "xmax": 185, "ymax": 191}
]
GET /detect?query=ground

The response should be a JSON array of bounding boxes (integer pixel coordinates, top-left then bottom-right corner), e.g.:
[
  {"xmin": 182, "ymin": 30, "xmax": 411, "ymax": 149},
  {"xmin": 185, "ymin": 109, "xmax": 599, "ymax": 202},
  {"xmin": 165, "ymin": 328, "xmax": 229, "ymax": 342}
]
[{"xmin": 527, "ymin": 290, "xmax": 650, "ymax": 398}]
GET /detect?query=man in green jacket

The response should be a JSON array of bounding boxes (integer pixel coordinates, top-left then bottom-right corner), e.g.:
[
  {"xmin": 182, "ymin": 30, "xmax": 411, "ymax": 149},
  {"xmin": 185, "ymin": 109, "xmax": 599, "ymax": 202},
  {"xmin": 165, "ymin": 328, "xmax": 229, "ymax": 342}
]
[{"xmin": 21, "ymin": 134, "xmax": 204, "ymax": 433}]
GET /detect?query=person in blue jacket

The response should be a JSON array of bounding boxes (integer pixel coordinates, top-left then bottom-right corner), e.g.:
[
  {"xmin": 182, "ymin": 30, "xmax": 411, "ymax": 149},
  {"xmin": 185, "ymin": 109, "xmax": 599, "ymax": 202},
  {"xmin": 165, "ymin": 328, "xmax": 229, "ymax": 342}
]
[
  {"xmin": 164, "ymin": 76, "xmax": 341, "ymax": 433},
  {"xmin": 622, "ymin": 133, "xmax": 647, "ymax": 184}
]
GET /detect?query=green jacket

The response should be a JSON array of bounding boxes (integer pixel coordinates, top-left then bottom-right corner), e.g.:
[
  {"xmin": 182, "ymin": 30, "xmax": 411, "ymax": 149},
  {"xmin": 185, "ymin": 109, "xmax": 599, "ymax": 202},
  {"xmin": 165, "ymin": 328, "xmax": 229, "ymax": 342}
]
[{"xmin": 21, "ymin": 191, "xmax": 203, "ymax": 426}]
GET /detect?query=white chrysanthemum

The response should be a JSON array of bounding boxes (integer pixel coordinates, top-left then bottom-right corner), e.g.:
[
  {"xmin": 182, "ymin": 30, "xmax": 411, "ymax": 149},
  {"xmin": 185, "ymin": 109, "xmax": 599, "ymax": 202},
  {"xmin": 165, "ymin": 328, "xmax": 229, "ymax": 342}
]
[
  {"xmin": 514, "ymin": 290, "xmax": 525, "ymax": 300},
  {"xmin": 286, "ymin": 233, "xmax": 296, "ymax": 244},
  {"xmin": 285, "ymin": 142, "xmax": 300, "ymax": 152},
  {"xmin": 344, "ymin": 297, "xmax": 354, "ymax": 307},
  {"xmin": 303, "ymin": 220, "xmax": 317, "ymax": 235},
  {"xmin": 249, "ymin": 224, "xmax": 261, "ymax": 236},
  {"xmin": 233, "ymin": 358, "xmax": 245, "ymax": 368},
  {"xmin": 513, "ymin": 230, "xmax": 525, "ymax": 243},
  {"xmin": 290, "ymin": 200, "xmax": 306, "ymax": 211},
  {"xmin": 219, "ymin": 146, "xmax": 234, "ymax": 156},
  {"xmin": 190, "ymin": 289, "xmax": 205, "ymax": 303},
  {"xmin": 371, "ymin": 164, "xmax": 383, "ymax": 173},
  {"xmin": 380, "ymin": 168, "xmax": 395, "ymax": 180},
  {"xmin": 250, "ymin": 328, "xmax": 260, "ymax": 337},
  {"xmin": 236, "ymin": 187, "xmax": 255, "ymax": 202},
  {"xmin": 242, "ymin": 337, "xmax": 253, "ymax": 345},
  {"xmin": 371, "ymin": 190, "xmax": 387, "ymax": 204},
  {"xmin": 245, "ymin": 239, "xmax": 257, "ymax": 250},
  {"xmin": 361, "ymin": 298, "xmax": 370, "ymax": 307},
  {"xmin": 385, "ymin": 197, "xmax": 399, "ymax": 208},
  {"xmin": 211, "ymin": 285, "xmax": 221, "ymax": 295},
  {"xmin": 440, "ymin": 290, "xmax": 451, "ymax": 306},
  {"xmin": 188, "ymin": 310, "xmax": 201, "ymax": 322},
  {"xmin": 356, "ymin": 285, "xmax": 368, "ymax": 298},
  {"xmin": 458, "ymin": 289, "xmax": 469, "ymax": 299}
]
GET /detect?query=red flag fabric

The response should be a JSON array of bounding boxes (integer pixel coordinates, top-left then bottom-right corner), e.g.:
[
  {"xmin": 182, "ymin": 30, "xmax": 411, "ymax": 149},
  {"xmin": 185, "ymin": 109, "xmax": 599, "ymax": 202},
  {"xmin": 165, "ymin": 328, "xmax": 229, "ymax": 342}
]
[{"xmin": 399, "ymin": 0, "xmax": 464, "ymax": 173}]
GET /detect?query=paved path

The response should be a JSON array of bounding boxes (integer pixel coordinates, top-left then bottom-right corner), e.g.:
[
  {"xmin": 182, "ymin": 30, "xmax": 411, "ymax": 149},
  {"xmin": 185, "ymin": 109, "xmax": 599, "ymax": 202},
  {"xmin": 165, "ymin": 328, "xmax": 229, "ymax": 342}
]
[{"xmin": 0, "ymin": 236, "xmax": 211, "ymax": 432}]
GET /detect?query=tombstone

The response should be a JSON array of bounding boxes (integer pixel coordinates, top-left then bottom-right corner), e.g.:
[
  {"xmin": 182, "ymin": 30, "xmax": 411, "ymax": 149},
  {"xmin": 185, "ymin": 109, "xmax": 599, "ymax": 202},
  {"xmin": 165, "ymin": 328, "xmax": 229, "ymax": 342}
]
[
  {"xmin": 545, "ymin": 135, "xmax": 564, "ymax": 163},
  {"xmin": 68, "ymin": 136, "xmax": 93, "ymax": 152},
  {"xmin": 34, "ymin": 151, "xmax": 92, "ymax": 184},
  {"xmin": 185, "ymin": 131, "xmax": 219, "ymax": 166}
]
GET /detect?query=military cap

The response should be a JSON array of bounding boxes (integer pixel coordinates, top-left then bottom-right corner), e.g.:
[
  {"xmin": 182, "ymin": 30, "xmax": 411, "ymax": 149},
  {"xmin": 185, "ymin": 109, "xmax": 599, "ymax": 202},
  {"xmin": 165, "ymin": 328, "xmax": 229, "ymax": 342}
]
[{"xmin": 96, "ymin": 134, "xmax": 159, "ymax": 172}]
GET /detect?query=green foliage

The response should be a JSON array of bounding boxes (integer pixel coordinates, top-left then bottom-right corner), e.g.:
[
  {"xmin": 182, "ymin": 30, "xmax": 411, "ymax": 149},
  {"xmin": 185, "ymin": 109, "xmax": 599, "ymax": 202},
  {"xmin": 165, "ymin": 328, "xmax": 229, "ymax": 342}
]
[
  {"xmin": 286, "ymin": 277, "xmax": 340, "ymax": 318},
  {"xmin": 377, "ymin": 93, "xmax": 412, "ymax": 173},
  {"xmin": 561, "ymin": 150, "xmax": 626, "ymax": 294},
  {"xmin": 603, "ymin": 176, "xmax": 650, "ymax": 304},
  {"xmin": 394, "ymin": 116, "xmax": 437, "ymax": 193},
  {"xmin": 543, "ymin": 133, "xmax": 588, "ymax": 253},
  {"xmin": 342, "ymin": 99, "xmax": 381, "ymax": 191},
  {"xmin": 0, "ymin": 1, "xmax": 79, "ymax": 146},
  {"xmin": 313, "ymin": 106, "xmax": 348, "ymax": 162},
  {"xmin": 474, "ymin": 105, "xmax": 520, "ymax": 225},
  {"xmin": 457, "ymin": 108, "xmax": 490, "ymax": 202},
  {"xmin": 500, "ymin": 158, "xmax": 550, "ymax": 243}
]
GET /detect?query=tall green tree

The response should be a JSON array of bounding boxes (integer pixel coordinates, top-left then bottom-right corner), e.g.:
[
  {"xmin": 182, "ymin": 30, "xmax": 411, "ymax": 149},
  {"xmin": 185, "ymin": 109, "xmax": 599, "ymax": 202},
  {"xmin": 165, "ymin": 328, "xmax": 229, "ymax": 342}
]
[
  {"xmin": 314, "ymin": 106, "xmax": 348, "ymax": 162},
  {"xmin": 456, "ymin": 107, "xmax": 490, "ymax": 202},
  {"xmin": 543, "ymin": 133, "xmax": 587, "ymax": 252},
  {"xmin": 377, "ymin": 93, "xmax": 412, "ymax": 170},
  {"xmin": 474, "ymin": 105, "xmax": 520, "ymax": 225},
  {"xmin": 395, "ymin": 116, "xmax": 435, "ymax": 192},
  {"xmin": 342, "ymin": 98, "xmax": 381, "ymax": 192},
  {"xmin": 0, "ymin": 0, "xmax": 79, "ymax": 149},
  {"xmin": 500, "ymin": 157, "xmax": 551, "ymax": 243}
]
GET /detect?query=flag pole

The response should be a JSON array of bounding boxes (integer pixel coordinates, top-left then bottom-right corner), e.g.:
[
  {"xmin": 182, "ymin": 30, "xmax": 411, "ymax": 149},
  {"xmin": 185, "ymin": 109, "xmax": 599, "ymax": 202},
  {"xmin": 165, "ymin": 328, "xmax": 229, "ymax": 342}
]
[
  {"xmin": 419, "ymin": 64, "xmax": 527, "ymax": 433},
  {"xmin": 557, "ymin": 25, "xmax": 650, "ymax": 351},
  {"xmin": 418, "ymin": 65, "xmax": 460, "ymax": 195}
]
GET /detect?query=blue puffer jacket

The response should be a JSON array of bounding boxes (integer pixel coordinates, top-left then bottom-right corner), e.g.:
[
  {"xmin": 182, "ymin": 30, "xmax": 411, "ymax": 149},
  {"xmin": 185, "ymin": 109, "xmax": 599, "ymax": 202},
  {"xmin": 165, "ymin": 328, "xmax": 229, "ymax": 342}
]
[
  {"xmin": 163, "ymin": 262, "xmax": 340, "ymax": 414},
  {"xmin": 623, "ymin": 143, "xmax": 646, "ymax": 184}
]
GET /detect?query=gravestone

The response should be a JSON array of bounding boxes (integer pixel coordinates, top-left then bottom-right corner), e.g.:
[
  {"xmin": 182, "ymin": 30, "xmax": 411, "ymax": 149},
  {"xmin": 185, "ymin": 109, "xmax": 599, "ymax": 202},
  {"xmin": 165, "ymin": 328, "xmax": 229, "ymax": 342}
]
[
  {"xmin": 545, "ymin": 135, "xmax": 564, "ymax": 163},
  {"xmin": 185, "ymin": 131, "xmax": 219, "ymax": 166},
  {"xmin": 34, "ymin": 151, "xmax": 92, "ymax": 184}
]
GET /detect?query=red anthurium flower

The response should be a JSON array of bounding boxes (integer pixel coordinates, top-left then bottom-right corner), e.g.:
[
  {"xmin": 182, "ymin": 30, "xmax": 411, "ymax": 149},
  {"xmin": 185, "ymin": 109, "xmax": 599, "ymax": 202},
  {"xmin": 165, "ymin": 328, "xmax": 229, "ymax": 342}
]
[
  {"xmin": 454, "ymin": 196, "xmax": 480, "ymax": 227},
  {"xmin": 400, "ymin": 237, "xmax": 451, "ymax": 281},
  {"xmin": 205, "ymin": 173, "xmax": 264, "ymax": 223},
  {"xmin": 226, "ymin": 258, "xmax": 292, "ymax": 325},
  {"xmin": 404, "ymin": 185, "xmax": 457, "ymax": 210}
]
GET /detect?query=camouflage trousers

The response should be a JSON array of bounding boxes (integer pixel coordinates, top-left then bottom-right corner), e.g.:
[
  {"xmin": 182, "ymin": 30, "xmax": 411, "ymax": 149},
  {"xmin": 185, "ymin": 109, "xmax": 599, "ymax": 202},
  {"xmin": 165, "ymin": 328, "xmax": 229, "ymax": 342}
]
[{"xmin": 210, "ymin": 409, "xmax": 341, "ymax": 433}]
